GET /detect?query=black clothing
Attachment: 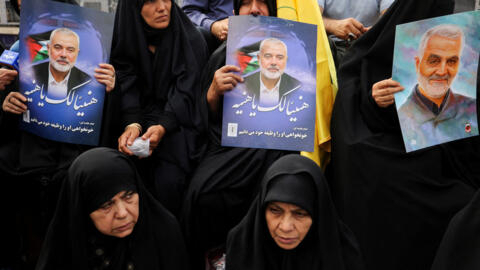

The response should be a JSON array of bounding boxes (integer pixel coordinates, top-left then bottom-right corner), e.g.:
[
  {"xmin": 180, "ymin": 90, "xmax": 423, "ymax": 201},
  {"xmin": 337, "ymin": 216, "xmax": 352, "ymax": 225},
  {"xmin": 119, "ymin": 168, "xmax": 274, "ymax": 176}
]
[
  {"xmin": 329, "ymin": 0, "xmax": 480, "ymax": 270},
  {"xmin": 226, "ymin": 154, "xmax": 364, "ymax": 270},
  {"xmin": 180, "ymin": 0, "xmax": 289, "ymax": 267},
  {"xmin": 111, "ymin": 0, "xmax": 208, "ymax": 215},
  {"xmin": 180, "ymin": 46, "xmax": 289, "ymax": 270},
  {"xmin": 431, "ymin": 189, "xmax": 480, "ymax": 270},
  {"xmin": 233, "ymin": 0, "xmax": 276, "ymax": 16},
  {"xmin": 36, "ymin": 148, "xmax": 189, "ymax": 270}
]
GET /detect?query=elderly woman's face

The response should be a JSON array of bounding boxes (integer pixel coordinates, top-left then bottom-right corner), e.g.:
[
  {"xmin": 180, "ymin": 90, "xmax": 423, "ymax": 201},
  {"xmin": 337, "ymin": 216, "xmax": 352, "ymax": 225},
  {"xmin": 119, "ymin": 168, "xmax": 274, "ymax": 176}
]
[
  {"xmin": 265, "ymin": 201, "xmax": 312, "ymax": 250},
  {"xmin": 141, "ymin": 0, "xmax": 171, "ymax": 29},
  {"xmin": 90, "ymin": 190, "xmax": 139, "ymax": 238}
]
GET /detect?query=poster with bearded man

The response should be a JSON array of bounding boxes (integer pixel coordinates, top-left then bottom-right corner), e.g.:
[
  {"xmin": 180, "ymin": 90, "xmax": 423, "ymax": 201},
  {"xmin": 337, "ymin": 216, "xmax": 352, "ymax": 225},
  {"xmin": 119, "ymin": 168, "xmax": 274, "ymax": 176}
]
[
  {"xmin": 392, "ymin": 11, "xmax": 480, "ymax": 152},
  {"xmin": 17, "ymin": 0, "xmax": 114, "ymax": 145},
  {"xmin": 222, "ymin": 16, "xmax": 317, "ymax": 151}
]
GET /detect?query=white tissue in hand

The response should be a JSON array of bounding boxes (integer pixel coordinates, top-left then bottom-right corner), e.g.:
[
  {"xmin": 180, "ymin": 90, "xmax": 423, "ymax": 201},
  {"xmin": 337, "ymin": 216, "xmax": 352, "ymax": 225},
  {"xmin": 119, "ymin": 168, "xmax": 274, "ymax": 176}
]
[{"xmin": 127, "ymin": 138, "xmax": 150, "ymax": 158}]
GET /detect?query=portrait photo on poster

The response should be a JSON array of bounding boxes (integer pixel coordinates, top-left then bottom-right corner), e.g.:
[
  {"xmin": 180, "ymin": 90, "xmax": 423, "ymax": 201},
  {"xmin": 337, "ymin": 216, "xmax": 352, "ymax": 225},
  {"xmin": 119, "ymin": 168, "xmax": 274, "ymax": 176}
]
[
  {"xmin": 392, "ymin": 11, "xmax": 480, "ymax": 152},
  {"xmin": 18, "ymin": 0, "xmax": 114, "ymax": 146},
  {"xmin": 222, "ymin": 15, "xmax": 317, "ymax": 152}
]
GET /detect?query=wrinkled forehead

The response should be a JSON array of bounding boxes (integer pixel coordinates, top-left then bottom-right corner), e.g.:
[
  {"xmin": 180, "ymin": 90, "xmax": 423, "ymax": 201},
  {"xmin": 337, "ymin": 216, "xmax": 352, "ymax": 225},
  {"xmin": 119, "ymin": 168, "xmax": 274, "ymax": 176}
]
[
  {"xmin": 51, "ymin": 32, "xmax": 79, "ymax": 48},
  {"xmin": 423, "ymin": 34, "xmax": 462, "ymax": 58},
  {"xmin": 261, "ymin": 42, "xmax": 287, "ymax": 55}
]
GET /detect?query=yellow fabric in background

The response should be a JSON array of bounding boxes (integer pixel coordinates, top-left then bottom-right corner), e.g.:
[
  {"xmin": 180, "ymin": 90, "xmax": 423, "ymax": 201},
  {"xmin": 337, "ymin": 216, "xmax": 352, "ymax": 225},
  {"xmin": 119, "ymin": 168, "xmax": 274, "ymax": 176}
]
[{"xmin": 277, "ymin": 0, "xmax": 338, "ymax": 170}]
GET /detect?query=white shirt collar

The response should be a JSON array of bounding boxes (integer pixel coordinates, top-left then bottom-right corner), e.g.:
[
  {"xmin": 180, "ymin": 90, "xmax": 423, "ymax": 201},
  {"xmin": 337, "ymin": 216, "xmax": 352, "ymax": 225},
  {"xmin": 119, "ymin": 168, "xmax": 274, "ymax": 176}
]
[
  {"xmin": 46, "ymin": 63, "xmax": 72, "ymax": 100},
  {"xmin": 259, "ymin": 74, "xmax": 282, "ymax": 107},
  {"xmin": 259, "ymin": 74, "xmax": 281, "ymax": 93},
  {"xmin": 48, "ymin": 63, "xmax": 72, "ymax": 86}
]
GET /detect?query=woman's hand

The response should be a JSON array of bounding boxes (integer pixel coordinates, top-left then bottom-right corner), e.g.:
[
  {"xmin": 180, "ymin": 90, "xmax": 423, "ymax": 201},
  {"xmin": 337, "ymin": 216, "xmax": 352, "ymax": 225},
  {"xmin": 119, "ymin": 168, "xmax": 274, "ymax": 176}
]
[
  {"xmin": 141, "ymin": 124, "xmax": 166, "ymax": 155},
  {"xmin": 94, "ymin": 63, "xmax": 116, "ymax": 92},
  {"xmin": 2, "ymin": 91, "xmax": 27, "ymax": 114},
  {"xmin": 211, "ymin": 18, "xmax": 229, "ymax": 41},
  {"xmin": 206, "ymin": 65, "xmax": 243, "ymax": 113},
  {"xmin": 372, "ymin": 78, "xmax": 404, "ymax": 108},
  {"xmin": 118, "ymin": 124, "xmax": 141, "ymax": 155},
  {"xmin": 0, "ymin": 68, "xmax": 18, "ymax": 91}
]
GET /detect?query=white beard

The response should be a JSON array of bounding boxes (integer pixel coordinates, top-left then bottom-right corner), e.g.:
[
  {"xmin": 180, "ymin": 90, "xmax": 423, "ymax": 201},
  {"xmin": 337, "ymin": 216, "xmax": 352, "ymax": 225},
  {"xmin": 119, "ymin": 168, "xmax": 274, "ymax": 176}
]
[
  {"xmin": 51, "ymin": 59, "xmax": 73, "ymax": 73},
  {"xmin": 261, "ymin": 66, "xmax": 283, "ymax": 80},
  {"xmin": 417, "ymin": 73, "xmax": 451, "ymax": 98}
]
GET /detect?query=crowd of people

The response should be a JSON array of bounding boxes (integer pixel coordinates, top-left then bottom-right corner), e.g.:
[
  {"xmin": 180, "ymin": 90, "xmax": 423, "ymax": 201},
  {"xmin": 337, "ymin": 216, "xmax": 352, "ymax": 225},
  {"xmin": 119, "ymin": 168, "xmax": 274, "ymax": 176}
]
[{"xmin": 0, "ymin": 0, "xmax": 479, "ymax": 269}]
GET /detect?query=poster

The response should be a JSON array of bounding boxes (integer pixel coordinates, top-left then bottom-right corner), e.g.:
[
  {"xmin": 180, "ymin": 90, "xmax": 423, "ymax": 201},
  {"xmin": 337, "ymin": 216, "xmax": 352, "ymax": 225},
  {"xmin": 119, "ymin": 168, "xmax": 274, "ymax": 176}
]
[
  {"xmin": 222, "ymin": 15, "xmax": 317, "ymax": 151},
  {"xmin": 392, "ymin": 11, "xmax": 480, "ymax": 152},
  {"xmin": 18, "ymin": 0, "xmax": 114, "ymax": 145}
]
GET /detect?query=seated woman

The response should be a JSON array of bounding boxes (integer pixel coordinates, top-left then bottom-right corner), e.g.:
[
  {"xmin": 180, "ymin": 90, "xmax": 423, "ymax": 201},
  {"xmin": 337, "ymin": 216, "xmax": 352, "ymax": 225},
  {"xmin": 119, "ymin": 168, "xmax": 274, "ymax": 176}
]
[
  {"xmin": 180, "ymin": 1, "xmax": 291, "ymax": 268},
  {"xmin": 35, "ymin": 147, "xmax": 189, "ymax": 270},
  {"xmin": 113, "ymin": 0, "xmax": 208, "ymax": 216},
  {"xmin": 225, "ymin": 154, "xmax": 364, "ymax": 270}
]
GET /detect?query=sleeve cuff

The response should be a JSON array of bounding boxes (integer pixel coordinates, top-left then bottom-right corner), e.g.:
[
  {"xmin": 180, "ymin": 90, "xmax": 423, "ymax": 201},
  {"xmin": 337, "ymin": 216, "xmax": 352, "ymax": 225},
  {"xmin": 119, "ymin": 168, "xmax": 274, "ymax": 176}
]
[{"xmin": 203, "ymin": 18, "xmax": 215, "ymax": 32}]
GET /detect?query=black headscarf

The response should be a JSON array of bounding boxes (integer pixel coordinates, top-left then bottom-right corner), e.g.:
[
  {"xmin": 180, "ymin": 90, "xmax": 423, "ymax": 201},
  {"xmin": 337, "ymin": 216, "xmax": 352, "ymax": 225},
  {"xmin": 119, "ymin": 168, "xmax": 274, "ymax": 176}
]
[
  {"xmin": 330, "ymin": 0, "xmax": 480, "ymax": 270},
  {"xmin": 35, "ymin": 148, "xmax": 189, "ymax": 270},
  {"xmin": 179, "ymin": 1, "xmax": 290, "ymax": 268},
  {"xmin": 110, "ymin": 0, "xmax": 209, "ymax": 199},
  {"xmin": 111, "ymin": 0, "xmax": 207, "ymax": 132},
  {"xmin": 226, "ymin": 155, "xmax": 364, "ymax": 270},
  {"xmin": 431, "ymin": 189, "xmax": 480, "ymax": 270},
  {"xmin": 233, "ymin": 0, "xmax": 277, "ymax": 16}
]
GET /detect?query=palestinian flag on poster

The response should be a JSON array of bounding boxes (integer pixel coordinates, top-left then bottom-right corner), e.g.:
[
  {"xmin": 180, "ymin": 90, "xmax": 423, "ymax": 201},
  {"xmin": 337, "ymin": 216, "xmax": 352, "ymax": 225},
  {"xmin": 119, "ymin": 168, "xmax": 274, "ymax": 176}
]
[
  {"xmin": 236, "ymin": 41, "xmax": 261, "ymax": 75},
  {"xmin": 25, "ymin": 31, "xmax": 52, "ymax": 63}
]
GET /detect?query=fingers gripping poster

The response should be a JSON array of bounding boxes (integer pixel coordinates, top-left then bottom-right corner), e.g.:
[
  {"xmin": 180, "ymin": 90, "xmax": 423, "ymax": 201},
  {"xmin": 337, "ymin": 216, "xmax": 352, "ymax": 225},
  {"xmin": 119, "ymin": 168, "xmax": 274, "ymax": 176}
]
[{"xmin": 222, "ymin": 15, "xmax": 317, "ymax": 151}]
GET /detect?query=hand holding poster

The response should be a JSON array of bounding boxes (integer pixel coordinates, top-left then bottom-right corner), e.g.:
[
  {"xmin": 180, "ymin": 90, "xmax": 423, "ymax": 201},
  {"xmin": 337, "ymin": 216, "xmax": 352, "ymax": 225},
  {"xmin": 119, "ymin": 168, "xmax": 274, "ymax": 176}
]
[
  {"xmin": 392, "ymin": 11, "xmax": 480, "ymax": 152},
  {"xmin": 18, "ymin": 0, "xmax": 114, "ymax": 146},
  {"xmin": 222, "ymin": 15, "xmax": 317, "ymax": 151}
]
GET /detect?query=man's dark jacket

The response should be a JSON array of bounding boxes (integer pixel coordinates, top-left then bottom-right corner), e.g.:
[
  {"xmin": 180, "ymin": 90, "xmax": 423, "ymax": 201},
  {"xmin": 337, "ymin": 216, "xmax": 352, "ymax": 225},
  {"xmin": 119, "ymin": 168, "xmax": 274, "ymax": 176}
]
[
  {"xmin": 32, "ymin": 61, "xmax": 91, "ymax": 99},
  {"xmin": 243, "ymin": 71, "xmax": 301, "ymax": 104}
]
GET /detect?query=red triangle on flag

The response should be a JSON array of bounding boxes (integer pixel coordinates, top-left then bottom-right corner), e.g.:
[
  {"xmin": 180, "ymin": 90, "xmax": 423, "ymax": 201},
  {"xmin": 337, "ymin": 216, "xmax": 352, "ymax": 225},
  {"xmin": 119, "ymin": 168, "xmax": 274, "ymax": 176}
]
[
  {"xmin": 236, "ymin": 52, "xmax": 253, "ymax": 73},
  {"xmin": 26, "ymin": 36, "xmax": 45, "ymax": 62}
]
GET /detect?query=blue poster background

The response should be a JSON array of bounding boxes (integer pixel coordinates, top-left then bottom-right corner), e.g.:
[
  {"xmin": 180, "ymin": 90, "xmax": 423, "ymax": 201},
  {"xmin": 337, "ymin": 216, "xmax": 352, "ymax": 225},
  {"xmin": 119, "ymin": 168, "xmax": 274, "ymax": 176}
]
[
  {"xmin": 222, "ymin": 16, "xmax": 317, "ymax": 151},
  {"xmin": 18, "ymin": 0, "xmax": 114, "ymax": 145},
  {"xmin": 392, "ymin": 11, "xmax": 480, "ymax": 152}
]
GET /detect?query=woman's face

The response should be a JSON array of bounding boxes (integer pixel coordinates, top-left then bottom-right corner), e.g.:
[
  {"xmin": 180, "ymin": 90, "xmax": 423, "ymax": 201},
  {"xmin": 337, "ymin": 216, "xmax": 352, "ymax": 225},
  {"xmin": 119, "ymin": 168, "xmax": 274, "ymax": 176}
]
[
  {"xmin": 90, "ymin": 190, "xmax": 139, "ymax": 238},
  {"xmin": 265, "ymin": 201, "xmax": 312, "ymax": 250},
  {"xmin": 238, "ymin": 0, "xmax": 269, "ymax": 16},
  {"xmin": 141, "ymin": 0, "xmax": 172, "ymax": 29}
]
